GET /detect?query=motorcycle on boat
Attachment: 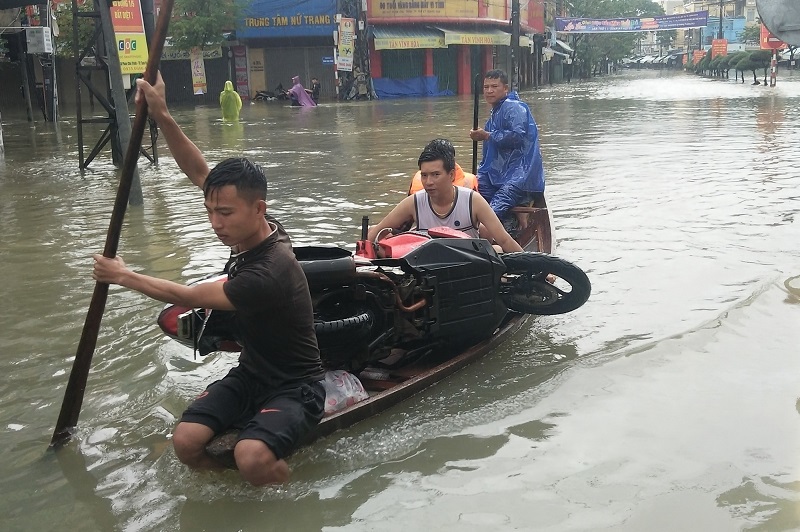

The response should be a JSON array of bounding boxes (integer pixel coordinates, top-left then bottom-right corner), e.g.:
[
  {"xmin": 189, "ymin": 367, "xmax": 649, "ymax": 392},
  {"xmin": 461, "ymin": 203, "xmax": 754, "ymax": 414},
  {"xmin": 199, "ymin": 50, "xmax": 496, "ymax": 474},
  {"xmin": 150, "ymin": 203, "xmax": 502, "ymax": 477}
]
[{"xmin": 157, "ymin": 217, "xmax": 592, "ymax": 373}]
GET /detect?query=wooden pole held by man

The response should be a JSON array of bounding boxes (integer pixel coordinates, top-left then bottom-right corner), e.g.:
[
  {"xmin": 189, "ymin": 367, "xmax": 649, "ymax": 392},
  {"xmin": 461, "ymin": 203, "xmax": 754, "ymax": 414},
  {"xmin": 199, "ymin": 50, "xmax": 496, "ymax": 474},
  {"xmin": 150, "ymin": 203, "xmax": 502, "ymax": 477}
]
[{"xmin": 50, "ymin": 0, "xmax": 176, "ymax": 448}]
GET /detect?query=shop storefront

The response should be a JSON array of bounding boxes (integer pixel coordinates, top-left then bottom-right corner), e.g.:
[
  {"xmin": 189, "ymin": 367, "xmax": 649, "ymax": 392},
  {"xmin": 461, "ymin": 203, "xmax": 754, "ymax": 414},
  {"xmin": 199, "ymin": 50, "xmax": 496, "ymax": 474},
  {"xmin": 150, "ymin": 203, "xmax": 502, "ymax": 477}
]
[
  {"xmin": 237, "ymin": 0, "xmax": 337, "ymax": 100},
  {"xmin": 366, "ymin": 0, "xmax": 544, "ymax": 97}
]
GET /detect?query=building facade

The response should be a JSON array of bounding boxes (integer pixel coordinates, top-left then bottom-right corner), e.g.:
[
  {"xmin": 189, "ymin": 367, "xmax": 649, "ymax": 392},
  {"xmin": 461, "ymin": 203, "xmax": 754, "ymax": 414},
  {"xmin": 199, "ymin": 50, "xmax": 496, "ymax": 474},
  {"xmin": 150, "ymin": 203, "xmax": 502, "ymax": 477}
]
[
  {"xmin": 154, "ymin": 0, "xmax": 544, "ymax": 101},
  {"xmin": 366, "ymin": 0, "xmax": 545, "ymax": 96}
]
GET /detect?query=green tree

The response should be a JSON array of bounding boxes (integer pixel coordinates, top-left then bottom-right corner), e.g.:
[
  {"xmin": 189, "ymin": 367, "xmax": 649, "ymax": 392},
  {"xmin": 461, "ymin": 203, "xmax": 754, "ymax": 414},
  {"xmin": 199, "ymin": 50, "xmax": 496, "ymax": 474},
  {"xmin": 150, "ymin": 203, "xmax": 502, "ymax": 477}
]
[
  {"xmin": 169, "ymin": 0, "xmax": 245, "ymax": 52},
  {"xmin": 53, "ymin": 4, "xmax": 98, "ymax": 58},
  {"xmin": 566, "ymin": 0, "xmax": 666, "ymax": 77},
  {"xmin": 733, "ymin": 51, "xmax": 771, "ymax": 84},
  {"xmin": 696, "ymin": 52, "xmax": 712, "ymax": 75},
  {"xmin": 710, "ymin": 53, "xmax": 724, "ymax": 76},
  {"xmin": 737, "ymin": 24, "xmax": 760, "ymax": 45},
  {"xmin": 725, "ymin": 50, "xmax": 748, "ymax": 80},
  {"xmin": 734, "ymin": 53, "xmax": 759, "ymax": 84},
  {"xmin": 657, "ymin": 30, "xmax": 677, "ymax": 51},
  {"xmin": 748, "ymin": 49, "xmax": 773, "ymax": 83}
]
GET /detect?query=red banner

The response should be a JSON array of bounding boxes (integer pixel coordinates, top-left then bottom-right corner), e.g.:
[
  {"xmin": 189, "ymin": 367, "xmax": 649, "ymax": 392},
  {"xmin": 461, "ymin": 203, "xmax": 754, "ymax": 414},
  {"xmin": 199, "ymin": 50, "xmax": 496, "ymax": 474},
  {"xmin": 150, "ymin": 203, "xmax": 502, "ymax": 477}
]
[
  {"xmin": 233, "ymin": 46, "xmax": 250, "ymax": 101},
  {"xmin": 110, "ymin": 0, "xmax": 145, "ymax": 34},
  {"xmin": 711, "ymin": 39, "xmax": 727, "ymax": 59}
]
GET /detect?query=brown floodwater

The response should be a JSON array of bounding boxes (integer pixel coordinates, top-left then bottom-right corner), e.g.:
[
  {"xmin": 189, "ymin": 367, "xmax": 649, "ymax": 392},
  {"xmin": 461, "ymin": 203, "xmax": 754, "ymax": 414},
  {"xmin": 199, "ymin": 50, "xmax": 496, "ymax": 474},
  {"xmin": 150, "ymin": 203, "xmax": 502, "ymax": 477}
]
[{"xmin": 1, "ymin": 69, "xmax": 799, "ymax": 531}]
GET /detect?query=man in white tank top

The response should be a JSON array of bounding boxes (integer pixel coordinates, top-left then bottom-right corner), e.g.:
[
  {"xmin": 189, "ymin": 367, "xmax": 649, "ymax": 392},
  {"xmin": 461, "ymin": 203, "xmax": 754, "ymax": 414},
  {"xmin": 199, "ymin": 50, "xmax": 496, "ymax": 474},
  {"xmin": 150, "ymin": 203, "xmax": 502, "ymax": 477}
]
[{"xmin": 367, "ymin": 140, "xmax": 522, "ymax": 254}]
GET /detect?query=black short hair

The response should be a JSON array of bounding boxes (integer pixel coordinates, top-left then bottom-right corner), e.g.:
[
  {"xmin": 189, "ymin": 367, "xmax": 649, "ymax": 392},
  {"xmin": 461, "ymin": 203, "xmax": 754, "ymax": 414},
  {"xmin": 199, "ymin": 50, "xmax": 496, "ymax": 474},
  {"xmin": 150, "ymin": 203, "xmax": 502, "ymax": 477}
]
[
  {"xmin": 204, "ymin": 157, "xmax": 267, "ymax": 203},
  {"xmin": 485, "ymin": 69, "xmax": 509, "ymax": 85},
  {"xmin": 418, "ymin": 138, "xmax": 455, "ymax": 172}
]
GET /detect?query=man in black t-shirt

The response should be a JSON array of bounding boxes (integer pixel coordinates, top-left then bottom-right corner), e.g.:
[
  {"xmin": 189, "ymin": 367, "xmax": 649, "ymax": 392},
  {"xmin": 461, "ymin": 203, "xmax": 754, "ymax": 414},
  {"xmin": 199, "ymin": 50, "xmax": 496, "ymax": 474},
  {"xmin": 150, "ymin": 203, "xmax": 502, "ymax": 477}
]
[{"xmin": 92, "ymin": 74, "xmax": 325, "ymax": 486}]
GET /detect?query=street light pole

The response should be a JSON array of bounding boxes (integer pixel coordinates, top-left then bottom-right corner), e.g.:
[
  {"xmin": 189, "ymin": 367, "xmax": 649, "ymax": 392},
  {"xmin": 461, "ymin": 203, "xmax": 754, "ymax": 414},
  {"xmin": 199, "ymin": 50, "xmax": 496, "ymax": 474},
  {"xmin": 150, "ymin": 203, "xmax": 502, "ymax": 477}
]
[
  {"xmin": 510, "ymin": 0, "xmax": 521, "ymax": 91},
  {"xmin": 718, "ymin": 0, "xmax": 724, "ymax": 39}
]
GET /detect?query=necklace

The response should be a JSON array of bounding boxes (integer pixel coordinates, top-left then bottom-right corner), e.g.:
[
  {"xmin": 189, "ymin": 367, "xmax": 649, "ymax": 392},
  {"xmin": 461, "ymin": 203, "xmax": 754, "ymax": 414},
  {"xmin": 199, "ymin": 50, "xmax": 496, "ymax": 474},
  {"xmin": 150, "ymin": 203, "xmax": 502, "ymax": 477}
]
[{"xmin": 430, "ymin": 186, "xmax": 456, "ymax": 219}]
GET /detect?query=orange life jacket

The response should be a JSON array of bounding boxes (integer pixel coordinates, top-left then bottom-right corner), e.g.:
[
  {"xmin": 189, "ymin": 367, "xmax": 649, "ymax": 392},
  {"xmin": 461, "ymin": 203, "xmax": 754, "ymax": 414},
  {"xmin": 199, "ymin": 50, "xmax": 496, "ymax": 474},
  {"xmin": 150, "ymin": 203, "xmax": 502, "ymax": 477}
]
[{"xmin": 407, "ymin": 163, "xmax": 479, "ymax": 195}]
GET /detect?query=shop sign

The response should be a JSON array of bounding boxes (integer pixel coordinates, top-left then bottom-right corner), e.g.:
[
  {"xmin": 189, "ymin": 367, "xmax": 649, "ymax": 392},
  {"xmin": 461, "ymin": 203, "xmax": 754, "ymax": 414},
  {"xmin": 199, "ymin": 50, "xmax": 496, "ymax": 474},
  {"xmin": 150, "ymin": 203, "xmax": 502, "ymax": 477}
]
[
  {"xmin": 368, "ymin": 0, "xmax": 473, "ymax": 18},
  {"xmin": 337, "ymin": 17, "xmax": 355, "ymax": 72},
  {"xmin": 238, "ymin": 0, "xmax": 336, "ymax": 39},
  {"xmin": 110, "ymin": 0, "xmax": 149, "ymax": 74},
  {"xmin": 161, "ymin": 47, "xmax": 222, "ymax": 61},
  {"xmin": 233, "ymin": 46, "xmax": 250, "ymax": 100},
  {"xmin": 374, "ymin": 36, "xmax": 445, "ymax": 50},
  {"xmin": 190, "ymin": 47, "xmax": 207, "ymax": 95}
]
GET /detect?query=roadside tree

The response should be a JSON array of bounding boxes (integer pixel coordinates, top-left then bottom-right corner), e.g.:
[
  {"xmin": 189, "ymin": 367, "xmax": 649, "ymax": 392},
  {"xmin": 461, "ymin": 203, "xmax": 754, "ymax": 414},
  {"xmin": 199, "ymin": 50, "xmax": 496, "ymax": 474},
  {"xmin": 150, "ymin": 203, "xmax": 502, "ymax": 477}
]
[
  {"xmin": 53, "ymin": 4, "xmax": 96, "ymax": 58},
  {"xmin": 168, "ymin": 0, "xmax": 245, "ymax": 52},
  {"xmin": 567, "ymin": 0, "xmax": 666, "ymax": 78},
  {"xmin": 737, "ymin": 25, "xmax": 760, "ymax": 46},
  {"xmin": 748, "ymin": 49, "xmax": 773, "ymax": 84}
]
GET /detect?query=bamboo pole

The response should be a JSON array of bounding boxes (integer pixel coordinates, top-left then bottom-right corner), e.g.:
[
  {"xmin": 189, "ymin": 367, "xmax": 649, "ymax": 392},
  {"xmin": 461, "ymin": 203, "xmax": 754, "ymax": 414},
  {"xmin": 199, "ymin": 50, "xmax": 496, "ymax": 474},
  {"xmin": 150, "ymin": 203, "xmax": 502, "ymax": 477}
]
[
  {"xmin": 472, "ymin": 73, "xmax": 481, "ymax": 175},
  {"xmin": 50, "ymin": 0, "xmax": 176, "ymax": 447}
]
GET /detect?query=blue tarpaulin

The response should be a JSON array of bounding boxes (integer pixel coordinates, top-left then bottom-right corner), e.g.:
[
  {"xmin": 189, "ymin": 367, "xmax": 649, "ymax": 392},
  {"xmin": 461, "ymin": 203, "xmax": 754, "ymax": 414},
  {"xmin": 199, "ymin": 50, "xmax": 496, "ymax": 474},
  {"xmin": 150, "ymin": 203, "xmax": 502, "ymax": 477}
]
[{"xmin": 372, "ymin": 76, "xmax": 454, "ymax": 99}]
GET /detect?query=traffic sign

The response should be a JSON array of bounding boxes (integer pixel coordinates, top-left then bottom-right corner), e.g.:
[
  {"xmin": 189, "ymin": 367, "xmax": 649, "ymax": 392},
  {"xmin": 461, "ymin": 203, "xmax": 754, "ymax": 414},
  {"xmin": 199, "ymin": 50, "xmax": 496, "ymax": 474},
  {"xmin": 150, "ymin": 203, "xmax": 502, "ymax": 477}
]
[{"xmin": 760, "ymin": 24, "xmax": 786, "ymax": 50}]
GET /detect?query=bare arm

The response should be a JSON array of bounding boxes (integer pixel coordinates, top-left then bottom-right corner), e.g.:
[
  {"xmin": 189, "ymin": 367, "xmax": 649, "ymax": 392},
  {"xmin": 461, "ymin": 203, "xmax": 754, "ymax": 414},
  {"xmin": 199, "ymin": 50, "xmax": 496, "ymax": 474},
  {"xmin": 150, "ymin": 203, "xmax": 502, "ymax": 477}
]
[
  {"xmin": 366, "ymin": 196, "xmax": 416, "ymax": 241},
  {"xmin": 136, "ymin": 73, "xmax": 210, "ymax": 190},
  {"xmin": 93, "ymin": 255, "xmax": 235, "ymax": 310},
  {"xmin": 472, "ymin": 194, "xmax": 523, "ymax": 253}
]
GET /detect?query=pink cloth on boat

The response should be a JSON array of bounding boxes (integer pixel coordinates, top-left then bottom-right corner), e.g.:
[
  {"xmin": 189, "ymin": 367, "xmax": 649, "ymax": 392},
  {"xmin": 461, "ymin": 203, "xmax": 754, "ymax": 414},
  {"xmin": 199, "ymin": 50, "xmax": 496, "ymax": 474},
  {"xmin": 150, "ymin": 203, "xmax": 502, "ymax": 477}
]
[{"xmin": 287, "ymin": 76, "xmax": 317, "ymax": 107}]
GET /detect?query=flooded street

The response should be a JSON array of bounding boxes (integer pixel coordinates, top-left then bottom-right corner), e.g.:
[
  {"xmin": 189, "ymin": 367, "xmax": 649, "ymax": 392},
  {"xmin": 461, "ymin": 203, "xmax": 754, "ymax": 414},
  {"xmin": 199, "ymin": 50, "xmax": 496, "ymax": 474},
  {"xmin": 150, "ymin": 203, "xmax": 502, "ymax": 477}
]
[{"xmin": 1, "ymin": 69, "xmax": 799, "ymax": 531}]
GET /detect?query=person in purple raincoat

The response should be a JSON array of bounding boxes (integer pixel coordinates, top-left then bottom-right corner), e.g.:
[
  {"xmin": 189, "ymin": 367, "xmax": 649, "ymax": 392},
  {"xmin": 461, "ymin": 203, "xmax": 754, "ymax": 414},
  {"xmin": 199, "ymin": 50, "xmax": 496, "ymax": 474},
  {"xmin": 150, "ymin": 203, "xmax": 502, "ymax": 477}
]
[{"xmin": 285, "ymin": 76, "xmax": 317, "ymax": 107}]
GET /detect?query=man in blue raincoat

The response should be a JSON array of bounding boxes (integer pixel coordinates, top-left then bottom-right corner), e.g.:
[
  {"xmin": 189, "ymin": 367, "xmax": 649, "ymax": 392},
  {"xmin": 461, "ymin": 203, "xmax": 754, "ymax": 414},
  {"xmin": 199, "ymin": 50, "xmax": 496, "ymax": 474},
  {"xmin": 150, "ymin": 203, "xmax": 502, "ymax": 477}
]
[{"xmin": 469, "ymin": 69, "xmax": 545, "ymax": 229}]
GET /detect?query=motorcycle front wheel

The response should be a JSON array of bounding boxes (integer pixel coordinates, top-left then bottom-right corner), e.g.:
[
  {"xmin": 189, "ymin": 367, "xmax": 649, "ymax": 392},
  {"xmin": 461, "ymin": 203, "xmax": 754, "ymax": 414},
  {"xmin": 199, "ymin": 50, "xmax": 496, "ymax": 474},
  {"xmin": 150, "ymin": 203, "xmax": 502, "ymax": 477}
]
[{"xmin": 500, "ymin": 252, "xmax": 591, "ymax": 315}]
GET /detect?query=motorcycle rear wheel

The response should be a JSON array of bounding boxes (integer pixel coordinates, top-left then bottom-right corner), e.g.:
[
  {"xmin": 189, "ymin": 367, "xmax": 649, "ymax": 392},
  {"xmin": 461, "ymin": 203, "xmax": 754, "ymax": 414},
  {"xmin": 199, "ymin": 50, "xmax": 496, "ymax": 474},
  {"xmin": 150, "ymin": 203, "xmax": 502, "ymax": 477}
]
[{"xmin": 500, "ymin": 252, "xmax": 591, "ymax": 315}]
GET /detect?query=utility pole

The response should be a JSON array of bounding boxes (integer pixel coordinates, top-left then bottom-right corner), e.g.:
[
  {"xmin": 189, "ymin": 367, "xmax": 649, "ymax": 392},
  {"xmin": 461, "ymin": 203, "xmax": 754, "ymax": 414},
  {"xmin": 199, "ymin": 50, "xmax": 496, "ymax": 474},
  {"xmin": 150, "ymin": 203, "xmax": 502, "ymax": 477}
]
[
  {"xmin": 97, "ymin": 1, "xmax": 143, "ymax": 205},
  {"xmin": 72, "ymin": 0, "xmax": 143, "ymax": 205},
  {"xmin": 718, "ymin": 0, "xmax": 724, "ymax": 39},
  {"xmin": 18, "ymin": 32, "xmax": 35, "ymax": 122},
  {"xmin": 510, "ymin": 0, "xmax": 520, "ymax": 90},
  {"xmin": 38, "ymin": 3, "xmax": 59, "ymax": 122}
]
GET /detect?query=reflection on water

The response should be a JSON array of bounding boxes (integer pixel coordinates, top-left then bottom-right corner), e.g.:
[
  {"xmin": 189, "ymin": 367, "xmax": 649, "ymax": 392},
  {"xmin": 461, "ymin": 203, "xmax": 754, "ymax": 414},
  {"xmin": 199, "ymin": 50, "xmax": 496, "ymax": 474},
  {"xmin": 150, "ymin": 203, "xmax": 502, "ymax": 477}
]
[{"xmin": 1, "ymin": 69, "xmax": 799, "ymax": 530}]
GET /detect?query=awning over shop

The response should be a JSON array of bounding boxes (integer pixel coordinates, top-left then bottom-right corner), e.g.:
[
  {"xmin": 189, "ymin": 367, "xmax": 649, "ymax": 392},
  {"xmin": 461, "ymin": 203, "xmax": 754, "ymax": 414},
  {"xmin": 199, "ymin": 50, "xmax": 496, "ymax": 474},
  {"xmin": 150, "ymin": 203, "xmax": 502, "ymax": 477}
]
[
  {"xmin": 372, "ymin": 26, "xmax": 446, "ymax": 50},
  {"xmin": 436, "ymin": 26, "xmax": 511, "ymax": 46},
  {"xmin": 543, "ymin": 47, "xmax": 570, "ymax": 58},
  {"xmin": 372, "ymin": 25, "xmax": 531, "ymax": 50},
  {"xmin": 554, "ymin": 39, "xmax": 574, "ymax": 53}
]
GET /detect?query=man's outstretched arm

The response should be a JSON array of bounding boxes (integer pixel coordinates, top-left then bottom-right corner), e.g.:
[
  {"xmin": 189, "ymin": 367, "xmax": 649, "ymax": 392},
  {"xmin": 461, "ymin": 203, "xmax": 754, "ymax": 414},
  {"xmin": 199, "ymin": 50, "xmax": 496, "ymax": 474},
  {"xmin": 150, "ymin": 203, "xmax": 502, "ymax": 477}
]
[
  {"xmin": 93, "ymin": 254, "xmax": 234, "ymax": 310},
  {"xmin": 136, "ymin": 73, "xmax": 210, "ymax": 190}
]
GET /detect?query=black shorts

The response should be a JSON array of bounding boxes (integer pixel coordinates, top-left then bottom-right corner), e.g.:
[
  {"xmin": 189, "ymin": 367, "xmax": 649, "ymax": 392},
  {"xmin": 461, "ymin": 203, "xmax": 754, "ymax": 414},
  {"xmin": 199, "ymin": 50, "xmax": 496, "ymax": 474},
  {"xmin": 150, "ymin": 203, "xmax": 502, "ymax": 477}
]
[{"xmin": 180, "ymin": 366, "xmax": 325, "ymax": 459}]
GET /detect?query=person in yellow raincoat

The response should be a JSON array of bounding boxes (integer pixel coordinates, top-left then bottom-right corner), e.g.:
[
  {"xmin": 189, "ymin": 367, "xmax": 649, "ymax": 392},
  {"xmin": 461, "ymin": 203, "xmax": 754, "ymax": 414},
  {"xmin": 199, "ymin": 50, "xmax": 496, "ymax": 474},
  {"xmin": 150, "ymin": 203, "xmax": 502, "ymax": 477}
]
[{"xmin": 219, "ymin": 80, "xmax": 242, "ymax": 121}]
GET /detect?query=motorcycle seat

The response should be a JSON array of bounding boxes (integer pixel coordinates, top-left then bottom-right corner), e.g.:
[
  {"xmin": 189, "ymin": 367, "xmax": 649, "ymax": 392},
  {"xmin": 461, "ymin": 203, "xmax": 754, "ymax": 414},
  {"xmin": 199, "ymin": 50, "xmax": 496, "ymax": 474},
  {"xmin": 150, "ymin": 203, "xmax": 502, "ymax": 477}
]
[{"xmin": 294, "ymin": 246, "xmax": 357, "ymax": 288}]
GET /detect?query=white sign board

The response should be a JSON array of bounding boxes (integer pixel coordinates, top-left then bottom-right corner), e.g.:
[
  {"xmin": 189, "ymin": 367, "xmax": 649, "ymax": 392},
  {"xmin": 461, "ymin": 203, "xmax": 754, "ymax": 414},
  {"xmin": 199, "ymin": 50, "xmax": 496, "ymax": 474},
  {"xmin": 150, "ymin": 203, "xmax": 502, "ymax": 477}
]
[
  {"xmin": 337, "ymin": 18, "xmax": 355, "ymax": 72},
  {"xmin": 26, "ymin": 27, "xmax": 53, "ymax": 54}
]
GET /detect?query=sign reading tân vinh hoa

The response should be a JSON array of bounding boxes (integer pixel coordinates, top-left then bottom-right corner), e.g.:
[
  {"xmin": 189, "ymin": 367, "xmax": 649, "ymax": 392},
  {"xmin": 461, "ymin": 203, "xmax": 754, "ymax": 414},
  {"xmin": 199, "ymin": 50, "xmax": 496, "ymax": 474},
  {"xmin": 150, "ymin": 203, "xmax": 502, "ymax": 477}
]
[{"xmin": 238, "ymin": 0, "xmax": 337, "ymax": 39}]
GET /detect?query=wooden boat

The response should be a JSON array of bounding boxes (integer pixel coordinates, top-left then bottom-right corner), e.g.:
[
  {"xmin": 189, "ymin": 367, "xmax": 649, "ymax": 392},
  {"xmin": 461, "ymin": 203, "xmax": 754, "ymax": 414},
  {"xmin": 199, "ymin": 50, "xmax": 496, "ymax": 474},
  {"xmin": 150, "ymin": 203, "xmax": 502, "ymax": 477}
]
[{"xmin": 205, "ymin": 192, "xmax": 562, "ymax": 467}]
